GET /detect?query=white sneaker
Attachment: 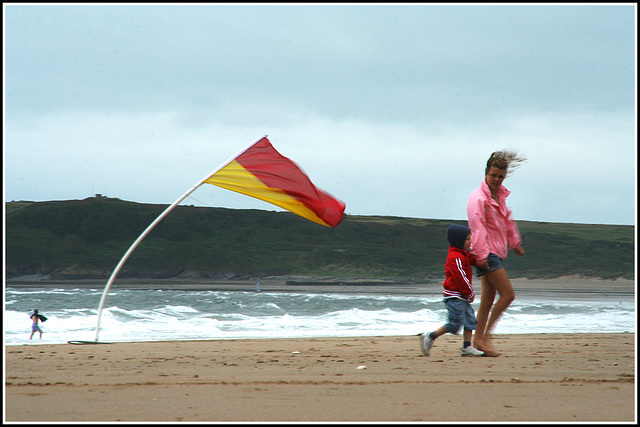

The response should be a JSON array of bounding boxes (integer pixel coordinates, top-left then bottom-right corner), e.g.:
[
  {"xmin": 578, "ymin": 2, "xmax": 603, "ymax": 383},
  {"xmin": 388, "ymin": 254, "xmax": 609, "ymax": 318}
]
[
  {"xmin": 461, "ymin": 346, "xmax": 484, "ymax": 357},
  {"xmin": 419, "ymin": 332, "xmax": 434, "ymax": 356}
]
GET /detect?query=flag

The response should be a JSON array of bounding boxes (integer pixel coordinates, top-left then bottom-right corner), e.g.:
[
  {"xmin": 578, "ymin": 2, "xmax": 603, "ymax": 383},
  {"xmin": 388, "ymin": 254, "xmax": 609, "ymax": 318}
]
[{"xmin": 204, "ymin": 137, "xmax": 345, "ymax": 227}]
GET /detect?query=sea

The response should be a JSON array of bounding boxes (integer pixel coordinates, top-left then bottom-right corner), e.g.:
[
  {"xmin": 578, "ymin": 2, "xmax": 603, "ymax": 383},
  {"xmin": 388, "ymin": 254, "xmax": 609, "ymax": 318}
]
[{"xmin": 4, "ymin": 286, "xmax": 636, "ymax": 345}]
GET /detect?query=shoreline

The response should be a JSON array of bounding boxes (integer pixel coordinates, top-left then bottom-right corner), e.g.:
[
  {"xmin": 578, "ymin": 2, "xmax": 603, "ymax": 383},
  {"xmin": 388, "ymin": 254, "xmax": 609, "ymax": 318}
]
[
  {"xmin": 5, "ymin": 333, "xmax": 635, "ymax": 422},
  {"xmin": 5, "ymin": 330, "xmax": 636, "ymax": 348}
]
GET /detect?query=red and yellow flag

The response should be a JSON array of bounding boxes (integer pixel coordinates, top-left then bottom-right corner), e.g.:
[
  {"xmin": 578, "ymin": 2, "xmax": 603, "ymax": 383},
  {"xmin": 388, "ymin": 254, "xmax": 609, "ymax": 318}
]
[{"xmin": 204, "ymin": 137, "xmax": 345, "ymax": 227}]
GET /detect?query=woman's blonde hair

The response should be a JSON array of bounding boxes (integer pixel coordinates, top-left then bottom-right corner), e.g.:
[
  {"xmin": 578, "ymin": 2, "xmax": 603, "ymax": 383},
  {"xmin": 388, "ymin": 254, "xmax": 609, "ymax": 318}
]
[{"xmin": 485, "ymin": 150, "xmax": 527, "ymax": 176}]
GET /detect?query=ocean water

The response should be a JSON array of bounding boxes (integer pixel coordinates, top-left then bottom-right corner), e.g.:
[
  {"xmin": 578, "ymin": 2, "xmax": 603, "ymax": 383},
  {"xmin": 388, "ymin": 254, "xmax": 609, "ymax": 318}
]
[{"xmin": 4, "ymin": 286, "xmax": 635, "ymax": 345}]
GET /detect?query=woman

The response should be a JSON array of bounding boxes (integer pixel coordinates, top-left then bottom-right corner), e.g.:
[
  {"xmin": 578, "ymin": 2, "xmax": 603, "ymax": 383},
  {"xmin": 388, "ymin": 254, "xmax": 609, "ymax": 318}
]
[{"xmin": 467, "ymin": 150, "xmax": 526, "ymax": 356}]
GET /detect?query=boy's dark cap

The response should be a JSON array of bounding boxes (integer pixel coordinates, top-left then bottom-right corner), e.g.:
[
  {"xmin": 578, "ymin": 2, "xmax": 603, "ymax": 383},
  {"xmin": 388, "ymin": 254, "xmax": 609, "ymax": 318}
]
[{"xmin": 447, "ymin": 224, "xmax": 470, "ymax": 250}]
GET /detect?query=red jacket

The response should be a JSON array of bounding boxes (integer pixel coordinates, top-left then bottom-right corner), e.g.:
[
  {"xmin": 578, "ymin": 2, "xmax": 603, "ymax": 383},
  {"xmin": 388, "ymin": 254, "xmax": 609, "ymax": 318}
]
[{"xmin": 442, "ymin": 246, "xmax": 478, "ymax": 301}]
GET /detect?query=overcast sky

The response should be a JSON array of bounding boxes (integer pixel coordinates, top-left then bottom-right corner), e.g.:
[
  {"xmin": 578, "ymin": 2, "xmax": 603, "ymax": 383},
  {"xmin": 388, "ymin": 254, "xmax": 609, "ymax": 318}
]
[{"xmin": 4, "ymin": 4, "xmax": 636, "ymax": 225}]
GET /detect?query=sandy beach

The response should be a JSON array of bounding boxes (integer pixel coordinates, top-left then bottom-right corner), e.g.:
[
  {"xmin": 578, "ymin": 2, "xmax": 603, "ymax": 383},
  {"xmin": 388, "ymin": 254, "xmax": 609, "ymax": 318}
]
[
  {"xmin": 6, "ymin": 275, "xmax": 636, "ymax": 298},
  {"xmin": 5, "ymin": 332, "xmax": 635, "ymax": 422}
]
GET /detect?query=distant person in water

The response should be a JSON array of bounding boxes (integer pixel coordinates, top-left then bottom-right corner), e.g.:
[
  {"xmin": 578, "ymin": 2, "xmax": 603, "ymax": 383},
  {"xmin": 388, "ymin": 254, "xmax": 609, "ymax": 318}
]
[{"xmin": 30, "ymin": 309, "xmax": 47, "ymax": 340}]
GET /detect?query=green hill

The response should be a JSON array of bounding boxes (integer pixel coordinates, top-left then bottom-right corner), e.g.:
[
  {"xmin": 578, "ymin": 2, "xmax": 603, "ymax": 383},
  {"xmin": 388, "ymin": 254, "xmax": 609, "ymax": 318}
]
[{"xmin": 5, "ymin": 196, "xmax": 635, "ymax": 281}]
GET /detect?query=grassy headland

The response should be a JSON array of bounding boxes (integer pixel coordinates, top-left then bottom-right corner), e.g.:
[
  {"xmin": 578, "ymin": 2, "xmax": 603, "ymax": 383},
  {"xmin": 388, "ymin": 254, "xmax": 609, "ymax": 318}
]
[{"xmin": 5, "ymin": 196, "xmax": 634, "ymax": 282}]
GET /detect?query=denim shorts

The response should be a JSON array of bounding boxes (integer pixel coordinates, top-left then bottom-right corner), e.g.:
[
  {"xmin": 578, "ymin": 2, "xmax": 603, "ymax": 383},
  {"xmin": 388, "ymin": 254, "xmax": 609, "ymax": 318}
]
[
  {"xmin": 443, "ymin": 297, "xmax": 477, "ymax": 334},
  {"xmin": 476, "ymin": 253, "xmax": 504, "ymax": 277}
]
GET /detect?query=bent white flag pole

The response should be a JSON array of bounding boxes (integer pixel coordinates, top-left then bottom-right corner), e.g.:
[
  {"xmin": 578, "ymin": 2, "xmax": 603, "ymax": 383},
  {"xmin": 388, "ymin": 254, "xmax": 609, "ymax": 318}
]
[{"xmin": 93, "ymin": 135, "xmax": 266, "ymax": 342}]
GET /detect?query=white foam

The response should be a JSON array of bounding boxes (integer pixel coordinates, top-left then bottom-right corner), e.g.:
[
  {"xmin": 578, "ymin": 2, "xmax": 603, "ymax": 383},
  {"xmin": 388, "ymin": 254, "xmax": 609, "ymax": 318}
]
[{"xmin": 5, "ymin": 288, "xmax": 635, "ymax": 345}]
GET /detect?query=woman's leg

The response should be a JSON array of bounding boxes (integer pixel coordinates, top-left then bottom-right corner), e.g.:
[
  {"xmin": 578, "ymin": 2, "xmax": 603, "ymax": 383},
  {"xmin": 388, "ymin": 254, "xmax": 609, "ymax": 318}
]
[
  {"xmin": 482, "ymin": 268, "xmax": 516, "ymax": 344},
  {"xmin": 473, "ymin": 274, "xmax": 496, "ymax": 350}
]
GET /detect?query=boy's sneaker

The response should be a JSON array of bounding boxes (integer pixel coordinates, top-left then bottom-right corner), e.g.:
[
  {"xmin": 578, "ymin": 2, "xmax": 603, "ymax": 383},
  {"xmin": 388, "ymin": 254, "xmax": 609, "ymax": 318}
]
[
  {"xmin": 418, "ymin": 332, "xmax": 434, "ymax": 356},
  {"xmin": 461, "ymin": 346, "xmax": 484, "ymax": 357}
]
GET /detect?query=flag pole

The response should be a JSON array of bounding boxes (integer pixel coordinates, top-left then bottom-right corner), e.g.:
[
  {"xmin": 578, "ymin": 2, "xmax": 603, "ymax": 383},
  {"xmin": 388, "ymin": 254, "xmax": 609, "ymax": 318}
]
[{"xmin": 93, "ymin": 135, "xmax": 267, "ymax": 342}]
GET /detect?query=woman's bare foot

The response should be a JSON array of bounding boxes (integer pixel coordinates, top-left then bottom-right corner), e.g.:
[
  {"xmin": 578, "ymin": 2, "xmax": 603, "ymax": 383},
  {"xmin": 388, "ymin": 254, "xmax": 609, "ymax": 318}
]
[{"xmin": 474, "ymin": 339, "xmax": 501, "ymax": 357}]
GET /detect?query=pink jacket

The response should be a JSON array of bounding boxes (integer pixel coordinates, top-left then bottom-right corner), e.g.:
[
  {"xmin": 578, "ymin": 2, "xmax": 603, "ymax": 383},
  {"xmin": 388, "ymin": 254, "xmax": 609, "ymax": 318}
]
[{"xmin": 467, "ymin": 179, "xmax": 522, "ymax": 261}]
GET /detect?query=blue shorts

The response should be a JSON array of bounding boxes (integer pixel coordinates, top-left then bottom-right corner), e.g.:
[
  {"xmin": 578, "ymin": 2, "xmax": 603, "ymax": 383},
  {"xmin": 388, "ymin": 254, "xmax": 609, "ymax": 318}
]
[
  {"xmin": 32, "ymin": 324, "xmax": 42, "ymax": 332},
  {"xmin": 476, "ymin": 253, "xmax": 504, "ymax": 277},
  {"xmin": 443, "ymin": 297, "xmax": 477, "ymax": 334}
]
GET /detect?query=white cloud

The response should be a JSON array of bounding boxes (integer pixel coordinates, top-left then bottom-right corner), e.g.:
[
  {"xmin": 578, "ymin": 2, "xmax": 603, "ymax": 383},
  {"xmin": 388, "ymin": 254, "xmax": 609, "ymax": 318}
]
[{"xmin": 4, "ymin": 4, "xmax": 636, "ymax": 225}]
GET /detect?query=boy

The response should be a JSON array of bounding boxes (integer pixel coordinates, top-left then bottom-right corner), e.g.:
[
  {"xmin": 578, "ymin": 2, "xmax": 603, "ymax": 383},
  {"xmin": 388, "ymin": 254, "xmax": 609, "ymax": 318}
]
[{"xmin": 419, "ymin": 224, "xmax": 484, "ymax": 357}]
